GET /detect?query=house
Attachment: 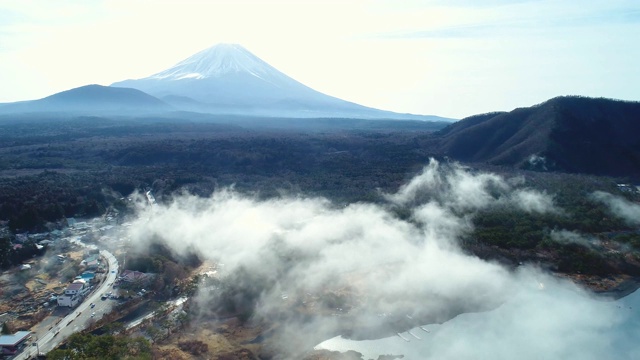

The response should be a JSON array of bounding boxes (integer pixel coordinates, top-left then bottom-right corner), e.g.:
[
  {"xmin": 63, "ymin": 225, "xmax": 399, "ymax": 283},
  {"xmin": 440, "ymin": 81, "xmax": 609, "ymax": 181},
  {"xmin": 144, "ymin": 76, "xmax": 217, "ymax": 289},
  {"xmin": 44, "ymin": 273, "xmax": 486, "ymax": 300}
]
[
  {"xmin": 82, "ymin": 254, "xmax": 100, "ymax": 270},
  {"xmin": 85, "ymin": 260, "xmax": 99, "ymax": 270},
  {"xmin": 0, "ymin": 331, "xmax": 32, "ymax": 356},
  {"xmin": 19, "ymin": 264, "xmax": 31, "ymax": 271},
  {"xmin": 50, "ymin": 229, "xmax": 63, "ymax": 238},
  {"xmin": 28, "ymin": 233, "xmax": 48, "ymax": 241},
  {"xmin": 57, "ymin": 281, "xmax": 90, "ymax": 308},
  {"xmin": 120, "ymin": 269, "xmax": 150, "ymax": 283},
  {"xmin": 74, "ymin": 222, "xmax": 91, "ymax": 231}
]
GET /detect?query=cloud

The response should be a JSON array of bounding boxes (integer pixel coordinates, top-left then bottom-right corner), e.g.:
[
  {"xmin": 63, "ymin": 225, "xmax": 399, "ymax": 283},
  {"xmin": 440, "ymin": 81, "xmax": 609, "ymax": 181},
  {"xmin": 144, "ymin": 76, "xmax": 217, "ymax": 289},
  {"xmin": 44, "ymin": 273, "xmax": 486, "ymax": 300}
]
[
  {"xmin": 550, "ymin": 229, "xmax": 601, "ymax": 248},
  {"xmin": 509, "ymin": 189, "xmax": 556, "ymax": 214},
  {"xmin": 373, "ymin": 1, "xmax": 640, "ymax": 40},
  {"xmin": 592, "ymin": 191, "xmax": 640, "ymax": 226},
  {"xmin": 384, "ymin": 159, "xmax": 509, "ymax": 210},
  {"xmin": 385, "ymin": 159, "xmax": 556, "ymax": 214},
  {"xmin": 124, "ymin": 159, "xmax": 616, "ymax": 358},
  {"xmin": 318, "ymin": 268, "xmax": 639, "ymax": 360}
]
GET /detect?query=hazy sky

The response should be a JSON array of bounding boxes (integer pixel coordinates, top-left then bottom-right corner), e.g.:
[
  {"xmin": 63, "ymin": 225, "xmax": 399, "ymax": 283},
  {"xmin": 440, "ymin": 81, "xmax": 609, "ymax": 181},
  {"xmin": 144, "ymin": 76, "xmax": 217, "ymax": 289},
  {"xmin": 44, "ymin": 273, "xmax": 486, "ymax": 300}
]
[{"xmin": 0, "ymin": 0, "xmax": 639, "ymax": 118}]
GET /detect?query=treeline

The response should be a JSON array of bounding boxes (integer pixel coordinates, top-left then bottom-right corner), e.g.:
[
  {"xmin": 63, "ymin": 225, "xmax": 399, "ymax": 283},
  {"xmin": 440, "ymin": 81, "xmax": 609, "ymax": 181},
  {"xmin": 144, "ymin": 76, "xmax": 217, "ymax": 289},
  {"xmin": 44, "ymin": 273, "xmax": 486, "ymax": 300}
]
[
  {"xmin": 464, "ymin": 171, "xmax": 640, "ymax": 275},
  {"xmin": 46, "ymin": 333, "xmax": 151, "ymax": 360},
  {"xmin": 124, "ymin": 241, "xmax": 203, "ymax": 298},
  {"xmin": 0, "ymin": 128, "xmax": 439, "ymax": 234},
  {"xmin": 0, "ymin": 237, "xmax": 46, "ymax": 270}
]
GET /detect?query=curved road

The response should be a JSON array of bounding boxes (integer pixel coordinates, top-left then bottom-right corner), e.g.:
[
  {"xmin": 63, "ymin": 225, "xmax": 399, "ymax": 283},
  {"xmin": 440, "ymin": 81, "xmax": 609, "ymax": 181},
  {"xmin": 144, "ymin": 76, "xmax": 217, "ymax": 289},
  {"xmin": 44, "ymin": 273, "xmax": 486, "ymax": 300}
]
[{"xmin": 16, "ymin": 250, "xmax": 119, "ymax": 359}]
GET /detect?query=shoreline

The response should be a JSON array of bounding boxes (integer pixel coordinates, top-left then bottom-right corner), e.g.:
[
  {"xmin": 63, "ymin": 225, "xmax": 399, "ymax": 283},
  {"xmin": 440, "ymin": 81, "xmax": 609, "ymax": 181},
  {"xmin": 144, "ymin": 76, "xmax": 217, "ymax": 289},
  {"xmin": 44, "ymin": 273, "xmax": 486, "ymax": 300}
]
[{"xmin": 593, "ymin": 277, "xmax": 640, "ymax": 300}]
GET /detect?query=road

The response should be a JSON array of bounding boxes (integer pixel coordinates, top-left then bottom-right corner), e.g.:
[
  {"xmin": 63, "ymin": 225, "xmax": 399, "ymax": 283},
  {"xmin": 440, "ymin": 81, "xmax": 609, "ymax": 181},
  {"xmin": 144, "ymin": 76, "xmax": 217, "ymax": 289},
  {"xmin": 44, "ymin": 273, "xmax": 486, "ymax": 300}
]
[{"xmin": 16, "ymin": 250, "xmax": 119, "ymax": 360}]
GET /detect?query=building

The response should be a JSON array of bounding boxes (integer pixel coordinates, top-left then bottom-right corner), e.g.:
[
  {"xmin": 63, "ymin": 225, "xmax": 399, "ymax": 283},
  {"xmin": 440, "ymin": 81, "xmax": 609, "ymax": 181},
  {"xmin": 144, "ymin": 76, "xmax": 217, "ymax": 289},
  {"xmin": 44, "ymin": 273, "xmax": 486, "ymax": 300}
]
[
  {"xmin": 82, "ymin": 254, "xmax": 100, "ymax": 270},
  {"xmin": 57, "ymin": 280, "xmax": 90, "ymax": 308},
  {"xmin": 0, "ymin": 331, "xmax": 32, "ymax": 356},
  {"xmin": 120, "ymin": 269, "xmax": 150, "ymax": 283},
  {"xmin": 80, "ymin": 271, "xmax": 95, "ymax": 281}
]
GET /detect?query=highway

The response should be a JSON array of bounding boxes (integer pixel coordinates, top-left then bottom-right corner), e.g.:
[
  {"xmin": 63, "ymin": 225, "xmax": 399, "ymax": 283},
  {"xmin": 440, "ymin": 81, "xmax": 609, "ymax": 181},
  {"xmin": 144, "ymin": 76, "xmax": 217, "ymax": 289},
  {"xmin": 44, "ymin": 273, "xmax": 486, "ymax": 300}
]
[{"xmin": 16, "ymin": 250, "xmax": 119, "ymax": 360}]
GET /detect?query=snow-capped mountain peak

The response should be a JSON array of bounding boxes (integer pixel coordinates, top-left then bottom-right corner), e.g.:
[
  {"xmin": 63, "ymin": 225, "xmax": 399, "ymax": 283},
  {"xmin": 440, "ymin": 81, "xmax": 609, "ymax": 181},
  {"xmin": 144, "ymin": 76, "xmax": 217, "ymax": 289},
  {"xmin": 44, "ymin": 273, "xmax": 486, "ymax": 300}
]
[
  {"xmin": 148, "ymin": 43, "xmax": 281, "ymax": 81},
  {"xmin": 110, "ymin": 43, "xmax": 448, "ymax": 121}
]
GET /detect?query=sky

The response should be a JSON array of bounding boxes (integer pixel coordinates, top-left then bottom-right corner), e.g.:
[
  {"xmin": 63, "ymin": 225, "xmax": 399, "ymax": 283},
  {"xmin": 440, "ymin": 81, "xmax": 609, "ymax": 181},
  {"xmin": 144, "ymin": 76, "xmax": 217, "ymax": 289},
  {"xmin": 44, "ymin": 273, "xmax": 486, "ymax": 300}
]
[{"xmin": 0, "ymin": 0, "xmax": 639, "ymax": 119}]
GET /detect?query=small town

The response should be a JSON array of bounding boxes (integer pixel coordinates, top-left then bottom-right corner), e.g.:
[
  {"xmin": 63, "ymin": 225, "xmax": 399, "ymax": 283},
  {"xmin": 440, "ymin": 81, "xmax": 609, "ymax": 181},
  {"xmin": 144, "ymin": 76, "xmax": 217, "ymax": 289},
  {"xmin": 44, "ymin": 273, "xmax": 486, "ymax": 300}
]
[{"xmin": 0, "ymin": 210, "xmax": 191, "ymax": 359}]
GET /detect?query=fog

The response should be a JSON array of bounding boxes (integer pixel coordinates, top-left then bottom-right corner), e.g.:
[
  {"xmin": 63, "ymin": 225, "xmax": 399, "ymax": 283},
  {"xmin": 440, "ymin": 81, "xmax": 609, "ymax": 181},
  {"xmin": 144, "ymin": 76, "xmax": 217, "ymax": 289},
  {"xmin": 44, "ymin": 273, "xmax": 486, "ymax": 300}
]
[
  {"xmin": 385, "ymin": 159, "xmax": 556, "ymax": 214},
  {"xmin": 592, "ymin": 191, "xmax": 640, "ymax": 226},
  {"xmin": 124, "ymin": 159, "xmax": 637, "ymax": 359},
  {"xmin": 550, "ymin": 229, "xmax": 602, "ymax": 249}
]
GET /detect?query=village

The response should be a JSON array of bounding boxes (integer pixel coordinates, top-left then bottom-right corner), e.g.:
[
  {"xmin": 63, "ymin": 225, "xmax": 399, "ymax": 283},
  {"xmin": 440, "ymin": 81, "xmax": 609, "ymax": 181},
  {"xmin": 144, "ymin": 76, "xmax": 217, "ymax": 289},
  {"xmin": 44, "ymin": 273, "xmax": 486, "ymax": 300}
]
[{"xmin": 0, "ymin": 213, "xmax": 155, "ymax": 358}]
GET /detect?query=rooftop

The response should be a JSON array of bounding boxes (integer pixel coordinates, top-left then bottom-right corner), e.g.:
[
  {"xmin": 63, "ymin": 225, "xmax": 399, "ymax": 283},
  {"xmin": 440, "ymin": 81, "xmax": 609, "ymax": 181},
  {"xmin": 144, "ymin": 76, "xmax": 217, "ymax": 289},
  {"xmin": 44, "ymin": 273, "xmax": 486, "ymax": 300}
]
[
  {"xmin": 66, "ymin": 283, "xmax": 84, "ymax": 291},
  {"xmin": 0, "ymin": 331, "xmax": 31, "ymax": 346}
]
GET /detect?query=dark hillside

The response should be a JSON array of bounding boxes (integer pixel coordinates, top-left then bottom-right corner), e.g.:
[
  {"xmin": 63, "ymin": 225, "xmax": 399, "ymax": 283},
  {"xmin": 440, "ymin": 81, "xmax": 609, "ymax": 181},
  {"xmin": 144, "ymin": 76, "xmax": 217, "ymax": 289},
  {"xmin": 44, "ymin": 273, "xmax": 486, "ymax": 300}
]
[
  {"xmin": 436, "ymin": 96, "xmax": 640, "ymax": 178},
  {"xmin": 0, "ymin": 84, "xmax": 172, "ymax": 114}
]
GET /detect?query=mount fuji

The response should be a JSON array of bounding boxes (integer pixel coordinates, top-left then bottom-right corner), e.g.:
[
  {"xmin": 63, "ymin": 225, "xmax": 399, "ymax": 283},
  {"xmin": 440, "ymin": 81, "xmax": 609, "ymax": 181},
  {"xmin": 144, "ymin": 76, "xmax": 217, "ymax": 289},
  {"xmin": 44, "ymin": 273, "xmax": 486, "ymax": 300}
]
[{"xmin": 112, "ymin": 44, "xmax": 450, "ymax": 121}]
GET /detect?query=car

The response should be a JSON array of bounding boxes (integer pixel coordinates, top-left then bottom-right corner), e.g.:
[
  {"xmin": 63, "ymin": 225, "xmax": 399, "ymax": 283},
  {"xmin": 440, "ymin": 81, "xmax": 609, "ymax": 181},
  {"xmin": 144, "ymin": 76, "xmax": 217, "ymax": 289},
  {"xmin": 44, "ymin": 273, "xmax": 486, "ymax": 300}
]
[
  {"xmin": 90, "ymin": 303, "xmax": 95, "ymax": 308},
  {"xmin": 91, "ymin": 312, "xmax": 95, "ymax": 317}
]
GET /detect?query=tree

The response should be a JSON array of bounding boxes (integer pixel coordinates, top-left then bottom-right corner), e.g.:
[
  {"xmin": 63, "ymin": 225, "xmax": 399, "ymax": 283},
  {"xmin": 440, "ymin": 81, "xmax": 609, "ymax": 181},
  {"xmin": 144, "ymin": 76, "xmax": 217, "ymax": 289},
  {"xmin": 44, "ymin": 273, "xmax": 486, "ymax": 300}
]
[
  {"xmin": 47, "ymin": 333, "xmax": 151, "ymax": 359},
  {"xmin": 0, "ymin": 237, "xmax": 12, "ymax": 269},
  {"xmin": 174, "ymin": 312, "xmax": 190, "ymax": 328},
  {"xmin": 146, "ymin": 326, "xmax": 162, "ymax": 343},
  {"xmin": 1, "ymin": 322, "xmax": 13, "ymax": 334}
]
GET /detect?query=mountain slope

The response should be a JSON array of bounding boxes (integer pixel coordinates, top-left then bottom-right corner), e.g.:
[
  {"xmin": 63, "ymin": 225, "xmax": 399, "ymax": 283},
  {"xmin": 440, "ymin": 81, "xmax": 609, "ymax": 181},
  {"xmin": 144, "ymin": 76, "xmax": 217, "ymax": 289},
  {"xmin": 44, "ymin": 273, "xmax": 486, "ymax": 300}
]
[
  {"xmin": 0, "ymin": 84, "xmax": 172, "ymax": 115},
  {"xmin": 112, "ymin": 44, "xmax": 451, "ymax": 121},
  {"xmin": 436, "ymin": 96, "xmax": 640, "ymax": 177}
]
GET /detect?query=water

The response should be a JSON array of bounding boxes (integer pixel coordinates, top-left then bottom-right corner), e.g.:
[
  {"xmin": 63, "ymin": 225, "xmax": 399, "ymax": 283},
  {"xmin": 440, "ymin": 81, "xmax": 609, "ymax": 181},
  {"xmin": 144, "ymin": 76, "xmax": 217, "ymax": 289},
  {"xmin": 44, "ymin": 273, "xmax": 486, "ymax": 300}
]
[{"xmin": 316, "ymin": 284, "xmax": 640, "ymax": 359}]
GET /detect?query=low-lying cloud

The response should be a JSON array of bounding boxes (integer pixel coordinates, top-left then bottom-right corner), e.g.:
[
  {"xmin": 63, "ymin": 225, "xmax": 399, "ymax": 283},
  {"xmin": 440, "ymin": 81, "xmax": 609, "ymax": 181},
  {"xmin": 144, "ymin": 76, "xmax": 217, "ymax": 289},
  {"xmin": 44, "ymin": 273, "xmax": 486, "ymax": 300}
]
[
  {"xmin": 385, "ymin": 159, "xmax": 556, "ymax": 214},
  {"xmin": 124, "ymin": 159, "xmax": 635, "ymax": 359},
  {"xmin": 550, "ymin": 229, "xmax": 601, "ymax": 248},
  {"xmin": 592, "ymin": 191, "xmax": 640, "ymax": 226}
]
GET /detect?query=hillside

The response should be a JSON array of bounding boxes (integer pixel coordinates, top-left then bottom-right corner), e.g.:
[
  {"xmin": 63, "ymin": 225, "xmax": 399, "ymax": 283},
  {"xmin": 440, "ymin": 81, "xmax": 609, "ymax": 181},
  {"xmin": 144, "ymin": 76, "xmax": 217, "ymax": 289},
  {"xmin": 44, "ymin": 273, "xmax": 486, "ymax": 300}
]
[
  {"xmin": 436, "ymin": 96, "xmax": 640, "ymax": 178},
  {"xmin": 0, "ymin": 84, "xmax": 172, "ymax": 115}
]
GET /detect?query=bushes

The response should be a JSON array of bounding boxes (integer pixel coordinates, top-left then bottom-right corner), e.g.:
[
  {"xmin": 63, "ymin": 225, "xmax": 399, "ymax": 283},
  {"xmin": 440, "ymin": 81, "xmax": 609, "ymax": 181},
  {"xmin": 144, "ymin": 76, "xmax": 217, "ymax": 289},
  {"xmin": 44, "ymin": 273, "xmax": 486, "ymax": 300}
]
[{"xmin": 177, "ymin": 340, "xmax": 208, "ymax": 356}]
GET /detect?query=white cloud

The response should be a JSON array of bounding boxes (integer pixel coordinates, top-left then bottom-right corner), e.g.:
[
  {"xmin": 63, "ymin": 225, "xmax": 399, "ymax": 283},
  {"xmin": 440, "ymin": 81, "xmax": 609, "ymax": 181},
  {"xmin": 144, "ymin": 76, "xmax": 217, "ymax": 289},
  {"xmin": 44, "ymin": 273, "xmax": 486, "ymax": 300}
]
[
  {"xmin": 510, "ymin": 189, "xmax": 556, "ymax": 214},
  {"xmin": 119, "ymin": 159, "xmax": 594, "ymax": 357},
  {"xmin": 318, "ymin": 269, "xmax": 639, "ymax": 360},
  {"xmin": 385, "ymin": 159, "xmax": 556, "ymax": 214},
  {"xmin": 550, "ymin": 229, "xmax": 601, "ymax": 248},
  {"xmin": 592, "ymin": 191, "xmax": 640, "ymax": 226}
]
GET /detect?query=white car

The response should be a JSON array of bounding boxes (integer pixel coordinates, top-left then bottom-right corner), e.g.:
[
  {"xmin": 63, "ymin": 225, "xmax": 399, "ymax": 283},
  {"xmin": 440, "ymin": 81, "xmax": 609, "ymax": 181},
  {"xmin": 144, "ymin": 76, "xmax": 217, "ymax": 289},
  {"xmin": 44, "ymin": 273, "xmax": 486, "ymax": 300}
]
[{"xmin": 91, "ymin": 312, "xmax": 95, "ymax": 317}]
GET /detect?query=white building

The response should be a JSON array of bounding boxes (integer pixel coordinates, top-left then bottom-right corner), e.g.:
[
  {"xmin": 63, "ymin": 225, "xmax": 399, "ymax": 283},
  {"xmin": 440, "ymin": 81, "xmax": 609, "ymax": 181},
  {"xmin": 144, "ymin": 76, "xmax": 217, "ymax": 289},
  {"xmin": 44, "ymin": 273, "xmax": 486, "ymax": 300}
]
[{"xmin": 57, "ymin": 281, "xmax": 90, "ymax": 308}]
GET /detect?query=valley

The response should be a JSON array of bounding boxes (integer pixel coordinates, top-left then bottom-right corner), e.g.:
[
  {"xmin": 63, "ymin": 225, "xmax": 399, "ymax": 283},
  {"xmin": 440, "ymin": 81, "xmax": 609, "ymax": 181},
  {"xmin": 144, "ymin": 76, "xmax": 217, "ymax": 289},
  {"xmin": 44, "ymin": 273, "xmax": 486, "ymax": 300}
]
[
  {"xmin": 1, "ymin": 109, "xmax": 639, "ymax": 359},
  {"xmin": 0, "ymin": 22, "xmax": 638, "ymax": 358}
]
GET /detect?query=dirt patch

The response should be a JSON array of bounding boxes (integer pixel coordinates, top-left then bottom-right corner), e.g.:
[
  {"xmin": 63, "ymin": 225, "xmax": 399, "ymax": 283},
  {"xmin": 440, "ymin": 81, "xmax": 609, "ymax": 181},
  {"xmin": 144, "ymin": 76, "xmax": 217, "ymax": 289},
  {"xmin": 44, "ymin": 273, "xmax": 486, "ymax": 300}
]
[{"xmin": 151, "ymin": 317, "xmax": 265, "ymax": 359}]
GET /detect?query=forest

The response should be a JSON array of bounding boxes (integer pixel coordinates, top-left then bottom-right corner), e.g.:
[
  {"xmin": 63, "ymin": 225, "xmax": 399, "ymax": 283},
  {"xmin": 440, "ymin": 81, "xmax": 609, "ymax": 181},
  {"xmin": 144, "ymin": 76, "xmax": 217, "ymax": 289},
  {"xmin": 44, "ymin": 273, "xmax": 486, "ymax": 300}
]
[{"xmin": 0, "ymin": 114, "xmax": 639, "ymax": 280}]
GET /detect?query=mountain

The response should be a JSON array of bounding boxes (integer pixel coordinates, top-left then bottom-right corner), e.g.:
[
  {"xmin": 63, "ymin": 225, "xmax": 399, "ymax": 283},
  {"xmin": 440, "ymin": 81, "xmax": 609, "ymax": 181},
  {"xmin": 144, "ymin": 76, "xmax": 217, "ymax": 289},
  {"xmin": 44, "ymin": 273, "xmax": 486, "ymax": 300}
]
[
  {"xmin": 435, "ymin": 96, "xmax": 640, "ymax": 178},
  {"xmin": 0, "ymin": 84, "xmax": 172, "ymax": 115},
  {"xmin": 112, "ymin": 43, "xmax": 451, "ymax": 121}
]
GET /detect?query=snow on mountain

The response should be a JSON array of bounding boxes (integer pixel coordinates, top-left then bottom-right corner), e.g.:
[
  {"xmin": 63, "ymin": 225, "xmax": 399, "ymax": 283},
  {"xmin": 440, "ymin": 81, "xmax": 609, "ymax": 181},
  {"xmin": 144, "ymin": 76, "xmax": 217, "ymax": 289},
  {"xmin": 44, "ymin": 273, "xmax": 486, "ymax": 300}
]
[
  {"xmin": 148, "ymin": 43, "xmax": 290, "ymax": 84},
  {"xmin": 112, "ymin": 44, "xmax": 452, "ymax": 121}
]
